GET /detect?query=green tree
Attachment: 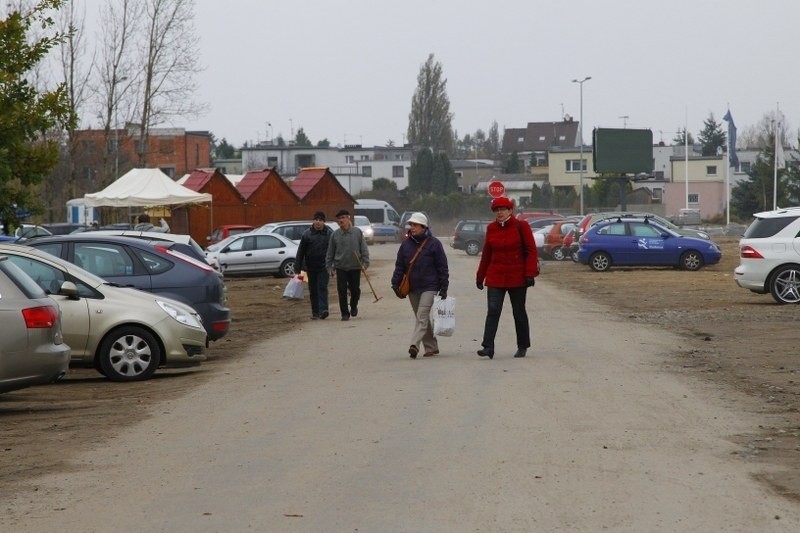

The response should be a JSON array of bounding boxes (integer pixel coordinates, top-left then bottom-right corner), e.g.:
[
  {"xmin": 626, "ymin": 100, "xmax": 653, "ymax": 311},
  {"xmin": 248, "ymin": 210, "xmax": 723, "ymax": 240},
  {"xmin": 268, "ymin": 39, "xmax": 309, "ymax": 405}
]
[
  {"xmin": 431, "ymin": 152, "xmax": 457, "ymax": 195},
  {"xmin": 213, "ymin": 137, "xmax": 236, "ymax": 159},
  {"xmin": 407, "ymin": 53, "xmax": 453, "ymax": 154},
  {"xmin": 316, "ymin": 138, "xmax": 331, "ymax": 148},
  {"xmin": 698, "ymin": 112, "xmax": 726, "ymax": 156},
  {"xmin": 372, "ymin": 177, "xmax": 398, "ymax": 192},
  {"xmin": 504, "ymin": 151, "xmax": 521, "ymax": 173},
  {"xmin": 0, "ymin": 0, "xmax": 72, "ymax": 229},
  {"xmin": 294, "ymin": 127, "xmax": 312, "ymax": 147},
  {"xmin": 486, "ymin": 121, "xmax": 501, "ymax": 158},
  {"xmin": 672, "ymin": 127, "xmax": 695, "ymax": 146},
  {"xmin": 409, "ymin": 148, "xmax": 434, "ymax": 193},
  {"xmin": 731, "ymin": 138, "xmax": 791, "ymax": 217}
]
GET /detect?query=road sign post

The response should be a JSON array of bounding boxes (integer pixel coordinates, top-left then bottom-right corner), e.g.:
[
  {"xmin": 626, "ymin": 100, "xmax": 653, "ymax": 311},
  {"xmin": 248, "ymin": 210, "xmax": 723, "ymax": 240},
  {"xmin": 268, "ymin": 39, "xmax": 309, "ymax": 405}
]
[{"xmin": 488, "ymin": 180, "xmax": 505, "ymax": 198}]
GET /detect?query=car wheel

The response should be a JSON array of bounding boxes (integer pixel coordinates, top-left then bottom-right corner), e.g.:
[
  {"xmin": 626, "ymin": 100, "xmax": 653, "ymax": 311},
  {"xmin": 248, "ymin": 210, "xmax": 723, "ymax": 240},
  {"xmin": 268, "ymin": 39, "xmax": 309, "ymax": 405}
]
[
  {"xmin": 279, "ymin": 259, "xmax": 296, "ymax": 278},
  {"xmin": 680, "ymin": 250, "xmax": 704, "ymax": 271},
  {"xmin": 589, "ymin": 252, "xmax": 611, "ymax": 272},
  {"xmin": 769, "ymin": 265, "xmax": 800, "ymax": 304},
  {"xmin": 465, "ymin": 241, "xmax": 481, "ymax": 256},
  {"xmin": 97, "ymin": 326, "xmax": 160, "ymax": 382},
  {"xmin": 552, "ymin": 247, "xmax": 565, "ymax": 261},
  {"xmin": 570, "ymin": 249, "xmax": 579, "ymax": 263}
]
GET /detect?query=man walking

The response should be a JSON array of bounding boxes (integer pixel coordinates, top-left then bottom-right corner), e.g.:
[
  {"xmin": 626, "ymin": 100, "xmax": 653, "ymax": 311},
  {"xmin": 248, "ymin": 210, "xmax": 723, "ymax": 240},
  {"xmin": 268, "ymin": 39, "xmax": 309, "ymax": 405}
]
[
  {"xmin": 295, "ymin": 212, "xmax": 333, "ymax": 320},
  {"xmin": 326, "ymin": 209, "xmax": 369, "ymax": 321}
]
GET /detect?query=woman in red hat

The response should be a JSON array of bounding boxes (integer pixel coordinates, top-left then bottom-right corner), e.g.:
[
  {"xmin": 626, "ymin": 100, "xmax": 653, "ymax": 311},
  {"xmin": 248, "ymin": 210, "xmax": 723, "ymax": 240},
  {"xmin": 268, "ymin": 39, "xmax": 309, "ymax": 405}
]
[{"xmin": 475, "ymin": 196, "xmax": 539, "ymax": 359}]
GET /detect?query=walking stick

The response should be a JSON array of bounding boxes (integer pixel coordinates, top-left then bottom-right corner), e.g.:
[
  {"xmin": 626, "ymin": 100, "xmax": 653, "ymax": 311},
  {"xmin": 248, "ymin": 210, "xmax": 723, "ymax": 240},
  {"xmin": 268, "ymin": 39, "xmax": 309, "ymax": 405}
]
[{"xmin": 354, "ymin": 252, "xmax": 382, "ymax": 303}]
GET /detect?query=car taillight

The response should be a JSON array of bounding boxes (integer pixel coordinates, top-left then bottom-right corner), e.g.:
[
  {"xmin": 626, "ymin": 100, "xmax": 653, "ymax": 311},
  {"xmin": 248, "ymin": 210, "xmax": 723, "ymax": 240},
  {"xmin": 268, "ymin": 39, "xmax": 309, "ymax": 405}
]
[
  {"xmin": 740, "ymin": 245, "xmax": 764, "ymax": 259},
  {"xmin": 579, "ymin": 235, "xmax": 589, "ymax": 244},
  {"xmin": 22, "ymin": 305, "xmax": 59, "ymax": 328}
]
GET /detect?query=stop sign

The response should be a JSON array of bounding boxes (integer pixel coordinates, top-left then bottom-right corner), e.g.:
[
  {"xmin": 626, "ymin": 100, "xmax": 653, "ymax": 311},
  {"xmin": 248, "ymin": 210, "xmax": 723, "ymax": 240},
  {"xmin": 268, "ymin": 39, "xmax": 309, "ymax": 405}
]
[{"xmin": 488, "ymin": 180, "xmax": 505, "ymax": 198}]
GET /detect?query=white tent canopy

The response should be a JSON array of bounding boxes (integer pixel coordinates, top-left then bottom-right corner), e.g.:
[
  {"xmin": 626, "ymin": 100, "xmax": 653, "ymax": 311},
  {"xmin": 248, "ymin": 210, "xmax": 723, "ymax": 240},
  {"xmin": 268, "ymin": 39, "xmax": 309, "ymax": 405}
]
[{"xmin": 84, "ymin": 168, "xmax": 212, "ymax": 207}]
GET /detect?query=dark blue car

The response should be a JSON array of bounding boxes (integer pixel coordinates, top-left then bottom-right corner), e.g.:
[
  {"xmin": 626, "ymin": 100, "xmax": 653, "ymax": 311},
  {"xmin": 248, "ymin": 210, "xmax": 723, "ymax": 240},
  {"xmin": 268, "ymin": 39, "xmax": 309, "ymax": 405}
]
[
  {"xmin": 27, "ymin": 234, "xmax": 231, "ymax": 342},
  {"xmin": 577, "ymin": 217, "xmax": 722, "ymax": 272}
]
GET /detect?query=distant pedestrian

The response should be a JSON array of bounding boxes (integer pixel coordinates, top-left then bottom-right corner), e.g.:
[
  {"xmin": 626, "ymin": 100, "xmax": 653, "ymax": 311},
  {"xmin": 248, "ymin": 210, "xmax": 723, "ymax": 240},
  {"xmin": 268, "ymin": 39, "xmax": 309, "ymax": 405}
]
[
  {"xmin": 134, "ymin": 213, "xmax": 170, "ymax": 233},
  {"xmin": 325, "ymin": 209, "xmax": 369, "ymax": 321},
  {"xmin": 391, "ymin": 212, "xmax": 449, "ymax": 358},
  {"xmin": 295, "ymin": 212, "xmax": 334, "ymax": 320},
  {"xmin": 475, "ymin": 197, "xmax": 539, "ymax": 359}
]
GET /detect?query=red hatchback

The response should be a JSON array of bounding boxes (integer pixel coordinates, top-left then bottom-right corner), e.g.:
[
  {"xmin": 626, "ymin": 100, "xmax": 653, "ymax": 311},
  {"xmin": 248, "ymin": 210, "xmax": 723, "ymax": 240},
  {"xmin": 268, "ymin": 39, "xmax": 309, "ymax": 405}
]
[
  {"xmin": 543, "ymin": 221, "xmax": 576, "ymax": 261},
  {"xmin": 207, "ymin": 224, "xmax": 255, "ymax": 246}
]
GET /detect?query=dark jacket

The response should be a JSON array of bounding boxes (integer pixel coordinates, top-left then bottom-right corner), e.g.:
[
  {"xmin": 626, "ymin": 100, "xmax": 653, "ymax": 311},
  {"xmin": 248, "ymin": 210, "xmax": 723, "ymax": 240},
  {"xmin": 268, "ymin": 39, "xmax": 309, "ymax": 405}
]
[
  {"xmin": 476, "ymin": 215, "xmax": 538, "ymax": 288},
  {"xmin": 296, "ymin": 225, "xmax": 333, "ymax": 271},
  {"xmin": 391, "ymin": 228, "xmax": 449, "ymax": 293}
]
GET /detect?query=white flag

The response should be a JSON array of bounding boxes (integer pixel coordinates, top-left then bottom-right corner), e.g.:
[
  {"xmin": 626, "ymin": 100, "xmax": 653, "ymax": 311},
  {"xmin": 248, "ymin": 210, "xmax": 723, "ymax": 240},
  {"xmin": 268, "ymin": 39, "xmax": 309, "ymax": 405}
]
[{"xmin": 776, "ymin": 127, "xmax": 786, "ymax": 169}]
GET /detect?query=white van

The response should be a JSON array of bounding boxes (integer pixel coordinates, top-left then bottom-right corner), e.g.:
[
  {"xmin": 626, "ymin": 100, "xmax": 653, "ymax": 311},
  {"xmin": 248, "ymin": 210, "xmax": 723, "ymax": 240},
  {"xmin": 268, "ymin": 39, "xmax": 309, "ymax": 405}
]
[{"xmin": 354, "ymin": 199, "xmax": 400, "ymax": 226}]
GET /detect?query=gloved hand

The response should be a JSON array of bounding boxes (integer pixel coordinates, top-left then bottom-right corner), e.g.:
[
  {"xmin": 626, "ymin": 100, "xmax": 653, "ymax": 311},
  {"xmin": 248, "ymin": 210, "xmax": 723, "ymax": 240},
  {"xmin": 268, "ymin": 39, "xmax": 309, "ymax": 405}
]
[
  {"xmin": 392, "ymin": 286, "xmax": 402, "ymax": 298},
  {"xmin": 476, "ymin": 281, "xmax": 484, "ymax": 290},
  {"xmin": 439, "ymin": 290, "xmax": 448, "ymax": 299},
  {"xmin": 525, "ymin": 277, "xmax": 536, "ymax": 288}
]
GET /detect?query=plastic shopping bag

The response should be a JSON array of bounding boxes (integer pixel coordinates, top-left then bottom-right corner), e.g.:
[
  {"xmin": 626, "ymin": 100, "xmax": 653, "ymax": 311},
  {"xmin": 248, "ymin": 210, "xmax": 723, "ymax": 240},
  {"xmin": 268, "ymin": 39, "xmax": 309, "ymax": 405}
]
[
  {"xmin": 431, "ymin": 296, "xmax": 456, "ymax": 337},
  {"xmin": 282, "ymin": 275, "xmax": 305, "ymax": 300}
]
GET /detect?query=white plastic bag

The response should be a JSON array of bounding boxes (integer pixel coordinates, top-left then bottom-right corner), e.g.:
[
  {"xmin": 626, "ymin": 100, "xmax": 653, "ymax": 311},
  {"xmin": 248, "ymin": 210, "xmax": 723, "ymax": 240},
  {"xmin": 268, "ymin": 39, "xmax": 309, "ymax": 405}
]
[
  {"xmin": 431, "ymin": 296, "xmax": 456, "ymax": 337},
  {"xmin": 282, "ymin": 275, "xmax": 304, "ymax": 300}
]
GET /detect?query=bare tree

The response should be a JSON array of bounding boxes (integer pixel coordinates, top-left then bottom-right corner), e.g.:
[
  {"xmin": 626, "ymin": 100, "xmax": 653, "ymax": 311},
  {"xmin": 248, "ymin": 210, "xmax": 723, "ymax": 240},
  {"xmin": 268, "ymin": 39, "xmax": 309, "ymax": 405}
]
[
  {"xmin": 95, "ymin": 0, "xmax": 142, "ymax": 186},
  {"xmin": 134, "ymin": 0, "xmax": 206, "ymax": 166}
]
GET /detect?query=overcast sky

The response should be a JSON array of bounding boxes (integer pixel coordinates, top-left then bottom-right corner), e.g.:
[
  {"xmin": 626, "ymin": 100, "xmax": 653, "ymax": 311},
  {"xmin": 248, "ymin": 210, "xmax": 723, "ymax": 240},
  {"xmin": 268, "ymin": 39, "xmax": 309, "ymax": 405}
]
[{"xmin": 78, "ymin": 0, "xmax": 798, "ymax": 148}]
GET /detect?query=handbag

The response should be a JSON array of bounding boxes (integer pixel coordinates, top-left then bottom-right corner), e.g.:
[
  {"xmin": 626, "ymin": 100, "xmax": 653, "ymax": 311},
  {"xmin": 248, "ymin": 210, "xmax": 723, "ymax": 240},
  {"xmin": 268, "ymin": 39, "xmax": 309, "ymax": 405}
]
[
  {"xmin": 395, "ymin": 239, "xmax": 428, "ymax": 299},
  {"xmin": 282, "ymin": 275, "xmax": 305, "ymax": 300}
]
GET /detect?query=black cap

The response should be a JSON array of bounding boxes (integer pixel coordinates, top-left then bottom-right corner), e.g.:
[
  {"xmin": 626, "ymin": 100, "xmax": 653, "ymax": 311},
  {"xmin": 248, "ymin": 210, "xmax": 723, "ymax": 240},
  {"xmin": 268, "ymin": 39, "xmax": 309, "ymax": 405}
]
[
  {"xmin": 335, "ymin": 209, "xmax": 350, "ymax": 218},
  {"xmin": 313, "ymin": 211, "xmax": 326, "ymax": 221}
]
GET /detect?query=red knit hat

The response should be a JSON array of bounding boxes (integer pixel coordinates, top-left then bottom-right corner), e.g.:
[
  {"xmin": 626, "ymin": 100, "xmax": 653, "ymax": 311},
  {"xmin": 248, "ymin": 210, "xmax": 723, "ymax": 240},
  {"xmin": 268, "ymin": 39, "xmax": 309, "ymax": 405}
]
[{"xmin": 491, "ymin": 196, "xmax": 514, "ymax": 211}]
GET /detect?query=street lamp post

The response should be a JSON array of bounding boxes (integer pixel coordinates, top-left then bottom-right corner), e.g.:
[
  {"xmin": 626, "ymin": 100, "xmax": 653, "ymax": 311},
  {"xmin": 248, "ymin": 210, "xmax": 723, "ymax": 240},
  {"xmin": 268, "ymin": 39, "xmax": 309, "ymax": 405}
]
[{"xmin": 572, "ymin": 76, "xmax": 591, "ymax": 216}]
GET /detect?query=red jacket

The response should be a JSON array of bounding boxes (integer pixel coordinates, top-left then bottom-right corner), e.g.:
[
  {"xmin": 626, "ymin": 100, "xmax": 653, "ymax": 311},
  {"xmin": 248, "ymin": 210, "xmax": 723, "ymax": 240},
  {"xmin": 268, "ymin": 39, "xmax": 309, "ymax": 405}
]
[{"xmin": 476, "ymin": 216, "xmax": 539, "ymax": 288}]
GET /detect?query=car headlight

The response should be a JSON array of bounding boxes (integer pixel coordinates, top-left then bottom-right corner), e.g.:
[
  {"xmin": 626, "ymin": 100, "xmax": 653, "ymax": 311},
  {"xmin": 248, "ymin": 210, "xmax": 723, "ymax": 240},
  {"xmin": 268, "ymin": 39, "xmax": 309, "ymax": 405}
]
[{"xmin": 156, "ymin": 299, "xmax": 204, "ymax": 329}]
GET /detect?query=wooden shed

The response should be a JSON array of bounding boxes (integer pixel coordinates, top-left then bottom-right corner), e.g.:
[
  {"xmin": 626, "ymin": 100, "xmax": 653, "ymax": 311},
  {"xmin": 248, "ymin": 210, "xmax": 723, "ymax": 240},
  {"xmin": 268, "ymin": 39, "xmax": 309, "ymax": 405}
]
[
  {"xmin": 290, "ymin": 167, "xmax": 355, "ymax": 220},
  {"xmin": 236, "ymin": 168, "xmax": 300, "ymax": 224},
  {"xmin": 174, "ymin": 168, "xmax": 245, "ymax": 245}
]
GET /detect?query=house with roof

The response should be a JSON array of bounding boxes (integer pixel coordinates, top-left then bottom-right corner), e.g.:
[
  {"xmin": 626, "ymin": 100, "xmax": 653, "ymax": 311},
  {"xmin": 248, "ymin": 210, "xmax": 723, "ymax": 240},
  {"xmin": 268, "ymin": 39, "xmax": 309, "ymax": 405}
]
[
  {"xmin": 236, "ymin": 168, "xmax": 300, "ymax": 224},
  {"xmin": 501, "ymin": 119, "xmax": 581, "ymax": 169},
  {"xmin": 241, "ymin": 144, "xmax": 412, "ymax": 194},
  {"xmin": 289, "ymin": 167, "xmax": 355, "ymax": 219},
  {"xmin": 175, "ymin": 168, "xmax": 245, "ymax": 244}
]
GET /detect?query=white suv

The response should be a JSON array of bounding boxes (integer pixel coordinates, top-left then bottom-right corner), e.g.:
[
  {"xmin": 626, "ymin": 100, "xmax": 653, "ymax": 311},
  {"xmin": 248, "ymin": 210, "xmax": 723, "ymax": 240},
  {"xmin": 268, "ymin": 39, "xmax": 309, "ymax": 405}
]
[{"xmin": 734, "ymin": 207, "xmax": 800, "ymax": 304}]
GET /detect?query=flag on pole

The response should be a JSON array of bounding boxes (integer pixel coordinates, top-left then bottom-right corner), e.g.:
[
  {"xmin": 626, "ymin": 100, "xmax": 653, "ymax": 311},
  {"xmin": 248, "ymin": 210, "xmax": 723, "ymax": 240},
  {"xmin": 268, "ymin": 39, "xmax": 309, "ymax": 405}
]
[
  {"xmin": 776, "ymin": 124, "xmax": 786, "ymax": 169},
  {"xmin": 722, "ymin": 110, "xmax": 739, "ymax": 168}
]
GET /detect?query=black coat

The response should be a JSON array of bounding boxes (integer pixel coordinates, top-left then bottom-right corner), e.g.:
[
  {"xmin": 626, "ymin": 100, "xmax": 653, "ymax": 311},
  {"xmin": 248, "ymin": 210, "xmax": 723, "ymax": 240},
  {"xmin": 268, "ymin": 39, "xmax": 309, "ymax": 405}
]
[{"xmin": 296, "ymin": 225, "xmax": 333, "ymax": 271}]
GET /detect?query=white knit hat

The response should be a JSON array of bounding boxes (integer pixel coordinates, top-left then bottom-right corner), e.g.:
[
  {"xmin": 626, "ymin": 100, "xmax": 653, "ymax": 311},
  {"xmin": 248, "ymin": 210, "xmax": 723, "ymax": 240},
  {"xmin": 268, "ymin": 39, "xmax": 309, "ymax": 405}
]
[{"xmin": 407, "ymin": 212, "xmax": 428, "ymax": 227}]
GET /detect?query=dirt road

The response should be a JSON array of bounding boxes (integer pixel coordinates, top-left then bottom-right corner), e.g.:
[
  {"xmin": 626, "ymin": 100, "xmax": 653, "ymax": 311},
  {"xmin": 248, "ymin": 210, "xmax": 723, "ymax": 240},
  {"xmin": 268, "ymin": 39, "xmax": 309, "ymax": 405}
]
[{"xmin": 4, "ymin": 242, "xmax": 800, "ymax": 531}]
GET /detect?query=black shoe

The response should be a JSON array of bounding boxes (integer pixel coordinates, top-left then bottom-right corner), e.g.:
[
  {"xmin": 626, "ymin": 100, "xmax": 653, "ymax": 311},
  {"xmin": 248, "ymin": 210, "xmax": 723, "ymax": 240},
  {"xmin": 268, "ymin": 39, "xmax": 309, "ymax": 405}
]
[
  {"xmin": 477, "ymin": 348, "xmax": 494, "ymax": 359},
  {"xmin": 320, "ymin": 311, "xmax": 329, "ymax": 320},
  {"xmin": 513, "ymin": 348, "xmax": 527, "ymax": 358},
  {"xmin": 350, "ymin": 306, "xmax": 358, "ymax": 317},
  {"xmin": 341, "ymin": 315, "xmax": 350, "ymax": 321},
  {"xmin": 311, "ymin": 315, "xmax": 320, "ymax": 320},
  {"xmin": 409, "ymin": 346, "xmax": 418, "ymax": 359}
]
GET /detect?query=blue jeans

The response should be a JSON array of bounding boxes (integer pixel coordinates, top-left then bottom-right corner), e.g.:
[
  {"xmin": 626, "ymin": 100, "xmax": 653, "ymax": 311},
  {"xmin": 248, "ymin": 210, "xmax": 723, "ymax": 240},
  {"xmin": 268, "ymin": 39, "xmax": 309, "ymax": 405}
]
[
  {"xmin": 307, "ymin": 269, "xmax": 329, "ymax": 316},
  {"xmin": 481, "ymin": 286, "xmax": 530, "ymax": 352}
]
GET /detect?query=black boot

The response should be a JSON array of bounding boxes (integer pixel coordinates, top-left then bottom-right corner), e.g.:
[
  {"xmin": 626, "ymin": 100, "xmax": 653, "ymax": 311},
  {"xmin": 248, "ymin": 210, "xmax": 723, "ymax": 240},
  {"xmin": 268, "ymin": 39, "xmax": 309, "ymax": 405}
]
[
  {"xmin": 513, "ymin": 348, "xmax": 527, "ymax": 358},
  {"xmin": 477, "ymin": 348, "xmax": 494, "ymax": 359}
]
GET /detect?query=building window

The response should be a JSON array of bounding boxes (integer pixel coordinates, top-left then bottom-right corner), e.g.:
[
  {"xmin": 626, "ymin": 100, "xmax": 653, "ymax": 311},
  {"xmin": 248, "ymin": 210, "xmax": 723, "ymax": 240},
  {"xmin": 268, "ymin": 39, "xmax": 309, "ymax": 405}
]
[
  {"xmin": 559, "ymin": 135, "xmax": 566, "ymax": 141},
  {"xmin": 538, "ymin": 136, "xmax": 546, "ymax": 141},
  {"xmin": 160, "ymin": 167, "xmax": 175, "ymax": 178},
  {"xmin": 654, "ymin": 171, "xmax": 664, "ymax": 180},
  {"xmin": 688, "ymin": 193, "xmax": 699, "ymax": 204},
  {"xmin": 267, "ymin": 156, "xmax": 278, "ymax": 167},
  {"xmin": 296, "ymin": 154, "xmax": 314, "ymax": 168},
  {"xmin": 566, "ymin": 159, "xmax": 585, "ymax": 172},
  {"xmin": 454, "ymin": 171, "xmax": 463, "ymax": 178},
  {"xmin": 706, "ymin": 165, "xmax": 717, "ymax": 176},
  {"xmin": 360, "ymin": 155, "xmax": 369, "ymax": 161},
  {"xmin": 345, "ymin": 155, "xmax": 354, "ymax": 163},
  {"xmin": 517, "ymin": 136, "xmax": 524, "ymax": 143},
  {"xmin": 362, "ymin": 166, "xmax": 372, "ymax": 177},
  {"xmin": 392, "ymin": 165, "xmax": 404, "ymax": 178},
  {"xmin": 652, "ymin": 188, "xmax": 663, "ymax": 201},
  {"xmin": 738, "ymin": 161, "xmax": 751, "ymax": 173}
]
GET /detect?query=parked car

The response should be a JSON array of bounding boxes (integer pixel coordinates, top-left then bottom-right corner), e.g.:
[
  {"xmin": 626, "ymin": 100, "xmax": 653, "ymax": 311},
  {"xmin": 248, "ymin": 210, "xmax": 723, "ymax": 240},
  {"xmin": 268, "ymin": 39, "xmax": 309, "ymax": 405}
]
[
  {"xmin": 734, "ymin": 207, "xmax": 800, "ymax": 304},
  {"xmin": 42, "ymin": 222, "xmax": 92, "ymax": 235},
  {"xmin": 451, "ymin": 220, "xmax": 490, "ymax": 256},
  {"xmin": 204, "ymin": 232, "xmax": 298, "ymax": 277},
  {"xmin": 543, "ymin": 221, "xmax": 576, "ymax": 261},
  {"xmin": 369, "ymin": 223, "xmax": 402, "ymax": 243},
  {"xmin": 518, "ymin": 211, "xmax": 564, "ymax": 223},
  {"xmin": 528, "ymin": 216, "xmax": 565, "ymax": 230},
  {"xmin": 0, "ymin": 255, "xmax": 70, "ymax": 394},
  {"xmin": 354, "ymin": 215, "xmax": 375, "ymax": 244},
  {"xmin": 577, "ymin": 217, "xmax": 721, "ymax": 272},
  {"xmin": 0, "ymin": 244, "xmax": 207, "ymax": 381},
  {"xmin": 207, "ymin": 224, "xmax": 255, "ymax": 246},
  {"xmin": 15, "ymin": 224, "xmax": 53, "ymax": 240},
  {"xmin": 87, "ymin": 229, "xmax": 208, "ymax": 264},
  {"xmin": 568, "ymin": 211, "xmax": 711, "ymax": 261},
  {"xmin": 25, "ymin": 234, "xmax": 230, "ymax": 342},
  {"xmin": 533, "ymin": 225, "xmax": 551, "ymax": 257},
  {"xmin": 253, "ymin": 220, "xmax": 337, "ymax": 244}
]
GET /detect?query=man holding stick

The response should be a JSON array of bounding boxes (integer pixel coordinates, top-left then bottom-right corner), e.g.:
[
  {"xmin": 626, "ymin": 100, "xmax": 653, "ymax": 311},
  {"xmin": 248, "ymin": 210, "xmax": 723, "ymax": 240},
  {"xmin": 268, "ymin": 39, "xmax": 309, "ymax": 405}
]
[{"xmin": 325, "ymin": 209, "xmax": 370, "ymax": 321}]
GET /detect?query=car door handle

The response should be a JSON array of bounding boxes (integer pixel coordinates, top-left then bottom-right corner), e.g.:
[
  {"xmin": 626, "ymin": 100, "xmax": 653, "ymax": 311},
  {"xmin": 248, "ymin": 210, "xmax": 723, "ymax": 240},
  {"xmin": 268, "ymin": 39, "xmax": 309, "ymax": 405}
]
[
  {"xmin": 279, "ymin": 251, "xmax": 285, "ymax": 255},
  {"xmin": 245, "ymin": 253, "xmax": 252, "ymax": 257}
]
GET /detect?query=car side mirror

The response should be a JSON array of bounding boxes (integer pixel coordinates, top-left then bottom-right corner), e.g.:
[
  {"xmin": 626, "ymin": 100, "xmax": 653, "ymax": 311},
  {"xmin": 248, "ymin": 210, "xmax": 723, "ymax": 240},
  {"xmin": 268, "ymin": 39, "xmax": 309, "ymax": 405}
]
[
  {"xmin": 58, "ymin": 280, "xmax": 80, "ymax": 300},
  {"xmin": 221, "ymin": 246, "xmax": 230, "ymax": 253}
]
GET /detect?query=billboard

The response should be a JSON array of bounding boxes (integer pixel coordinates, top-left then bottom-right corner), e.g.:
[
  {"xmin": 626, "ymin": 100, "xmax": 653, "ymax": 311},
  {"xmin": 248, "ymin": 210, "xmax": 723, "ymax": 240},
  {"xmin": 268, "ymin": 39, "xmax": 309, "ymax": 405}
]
[{"xmin": 592, "ymin": 128, "xmax": 653, "ymax": 174}]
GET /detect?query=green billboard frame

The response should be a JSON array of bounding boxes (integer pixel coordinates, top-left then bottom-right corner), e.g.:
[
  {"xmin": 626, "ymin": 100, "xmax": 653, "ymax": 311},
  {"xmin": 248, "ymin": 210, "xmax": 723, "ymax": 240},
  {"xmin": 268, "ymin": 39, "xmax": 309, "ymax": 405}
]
[{"xmin": 592, "ymin": 128, "xmax": 653, "ymax": 174}]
